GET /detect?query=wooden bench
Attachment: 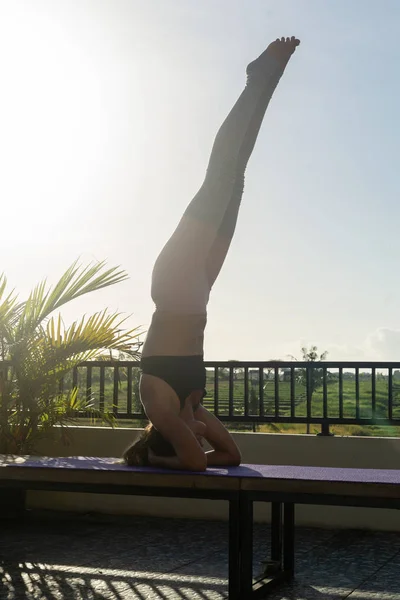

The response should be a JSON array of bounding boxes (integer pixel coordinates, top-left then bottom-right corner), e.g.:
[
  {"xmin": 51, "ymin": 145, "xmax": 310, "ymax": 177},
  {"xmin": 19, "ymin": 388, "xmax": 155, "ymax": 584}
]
[{"xmin": 2, "ymin": 456, "xmax": 400, "ymax": 599}]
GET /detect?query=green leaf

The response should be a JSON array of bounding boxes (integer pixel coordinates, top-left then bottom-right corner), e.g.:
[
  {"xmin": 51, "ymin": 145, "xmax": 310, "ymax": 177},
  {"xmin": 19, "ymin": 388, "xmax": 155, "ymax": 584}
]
[{"xmin": 0, "ymin": 258, "xmax": 142, "ymax": 455}]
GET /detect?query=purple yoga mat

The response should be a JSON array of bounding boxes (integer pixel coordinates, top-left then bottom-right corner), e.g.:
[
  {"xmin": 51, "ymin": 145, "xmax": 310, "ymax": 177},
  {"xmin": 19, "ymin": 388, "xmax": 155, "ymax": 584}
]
[
  {"xmin": 6, "ymin": 456, "xmax": 233, "ymax": 476},
  {"xmin": 6, "ymin": 457, "xmax": 400, "ymax": 485}
]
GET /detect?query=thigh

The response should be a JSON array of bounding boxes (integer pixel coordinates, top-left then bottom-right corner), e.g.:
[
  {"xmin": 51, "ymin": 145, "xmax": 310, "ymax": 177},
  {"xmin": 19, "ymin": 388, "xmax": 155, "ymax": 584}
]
[
  {"xmin": 205, "ymin": 235, "xmax": 232, "ymax": 289},
  {"xmin": 205, "ymin": 176, "xmax": 245, "ymax": 288},
  {"xmin": 151, "ymin": 213, "xmax": 216, "ymax": 311}
]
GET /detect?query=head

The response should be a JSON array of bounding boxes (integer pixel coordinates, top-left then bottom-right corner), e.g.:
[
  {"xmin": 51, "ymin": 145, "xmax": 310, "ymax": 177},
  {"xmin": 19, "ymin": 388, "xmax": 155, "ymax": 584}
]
[
  {"xmin": 123, "ymin": 418, "xmax": 207, "ymax": 466},
  {"xmin": 123, "ymin": 423, "xmax": 175, "ymax": 466}
]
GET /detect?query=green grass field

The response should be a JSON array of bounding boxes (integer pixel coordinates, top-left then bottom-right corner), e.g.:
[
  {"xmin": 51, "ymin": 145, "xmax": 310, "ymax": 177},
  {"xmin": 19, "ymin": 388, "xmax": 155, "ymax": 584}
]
[{"xmin": 70, "ymin": 367, "xmax": 400, "ymax": 437}]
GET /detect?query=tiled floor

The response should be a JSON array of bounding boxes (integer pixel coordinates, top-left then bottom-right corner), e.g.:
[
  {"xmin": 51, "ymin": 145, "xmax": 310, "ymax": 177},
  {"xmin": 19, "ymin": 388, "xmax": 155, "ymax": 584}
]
[{"xmin": 1, "ymin": 511, "xmax": 400, "ymax": 599}]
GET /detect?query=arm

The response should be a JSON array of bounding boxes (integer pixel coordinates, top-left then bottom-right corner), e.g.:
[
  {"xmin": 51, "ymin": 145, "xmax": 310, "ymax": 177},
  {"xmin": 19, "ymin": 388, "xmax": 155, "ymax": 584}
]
[
  {"xmin": 195, "ymin": 405, "xmax": 242, "ymax": 467},
  {"xmin": 148, "ymin": 450, "xmax": 194, "ymax": 471},
  {"xmin": 145, "ymin": 401, "xmax": 207, "ymax": 472}
]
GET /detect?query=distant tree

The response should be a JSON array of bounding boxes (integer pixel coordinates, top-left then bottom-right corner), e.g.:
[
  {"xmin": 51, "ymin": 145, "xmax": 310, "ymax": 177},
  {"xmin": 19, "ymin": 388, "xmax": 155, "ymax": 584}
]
[
  {"xmin": 227, "ymin": 361, "xmax": 243, "ymax": 381},
  {"xmin": 290, "ymin": 345, "xmax": 329, "ymax": 434},
  {"xmin": 249, "ymin": 385, "xmax": 258, "ymax": 415},
  {"xmin": 300, "ymin": 345, "xmax": 328, "ymax": 364},
  {"xmin": 343, "ymin": 372, "xmax": 355, "ymax": 380},
  {"xmin": 219, "ymin": 368, "xmax": 230, "ymax": 381}
]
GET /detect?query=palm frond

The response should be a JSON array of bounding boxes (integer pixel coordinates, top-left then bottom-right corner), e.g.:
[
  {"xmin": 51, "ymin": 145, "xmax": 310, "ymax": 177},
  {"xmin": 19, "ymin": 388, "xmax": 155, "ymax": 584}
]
[
  {"xmin": 47, "ymin": 310, "xmax": 141, "ymax": 356},
  {"xmin": 42, "ymin": 260, "xmax": 128, "ymax": 318},
  {"xmin": 0, "ymin": 275, "xmax": 23, "ymax": 358},
  {"xmin": 14, "ymin": 280, "xmax": 48, "ymax": 341},
  {"xmin": 16, "ymin": 260, "xmax": 129, "ymax": 338},
  {"xmin": 0, "ymin": 275, "xmax": 19, "ymax": 323},
  {"xmin": 10, "ymin": 311, "xmax": 141, "ymax": 397}
]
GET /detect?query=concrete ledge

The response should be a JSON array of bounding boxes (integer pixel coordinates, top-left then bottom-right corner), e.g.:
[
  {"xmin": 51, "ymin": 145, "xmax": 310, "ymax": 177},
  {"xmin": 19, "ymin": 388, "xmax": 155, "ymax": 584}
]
[{"xmin": 27, "ymin": 427, "xmax": 400, "ymax": 531}]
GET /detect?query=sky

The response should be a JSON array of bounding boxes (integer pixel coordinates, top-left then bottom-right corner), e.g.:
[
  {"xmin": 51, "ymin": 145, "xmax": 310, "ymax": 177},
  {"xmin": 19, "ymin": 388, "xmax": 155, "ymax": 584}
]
[{"xmin": 0, "ymin": 0, "xmax": 400, "ymax": 361}]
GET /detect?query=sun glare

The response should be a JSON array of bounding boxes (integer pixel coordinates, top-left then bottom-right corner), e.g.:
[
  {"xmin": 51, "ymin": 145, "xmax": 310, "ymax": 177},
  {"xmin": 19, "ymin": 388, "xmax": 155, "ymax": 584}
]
[{"xmin": 0, "ymin": 4, "xmax": 113, "ymax": 241}]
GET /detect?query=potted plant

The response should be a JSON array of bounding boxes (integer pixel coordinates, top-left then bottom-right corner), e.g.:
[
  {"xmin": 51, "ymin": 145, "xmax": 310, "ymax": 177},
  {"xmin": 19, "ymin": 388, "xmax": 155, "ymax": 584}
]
[{"xmin": 0, "ymin": 259, "xmax": 141, "ymax": 510}]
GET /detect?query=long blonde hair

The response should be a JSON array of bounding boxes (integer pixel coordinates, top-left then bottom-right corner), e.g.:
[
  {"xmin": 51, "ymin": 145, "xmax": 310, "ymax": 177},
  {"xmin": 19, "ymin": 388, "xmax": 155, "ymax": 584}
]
[{"xmin": 123, "ymin": 424, "xmax": 176, "ymax": 466}]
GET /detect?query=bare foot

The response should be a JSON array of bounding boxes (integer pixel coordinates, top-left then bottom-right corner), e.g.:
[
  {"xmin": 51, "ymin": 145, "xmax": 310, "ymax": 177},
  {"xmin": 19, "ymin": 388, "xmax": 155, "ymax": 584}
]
[
  {"xmin": 247, "ymin": 36, "xmax": 300, "ymax": 77},
  {"xmin": 267, "ymin": 36, "xmax": 300, "ymax": 66}
]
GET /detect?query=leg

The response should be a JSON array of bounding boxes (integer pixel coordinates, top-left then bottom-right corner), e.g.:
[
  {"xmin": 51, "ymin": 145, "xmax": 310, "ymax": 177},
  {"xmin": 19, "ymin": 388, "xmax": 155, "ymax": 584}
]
[
  {"xmin": 205, "ymin": 176, "xmax": 244, "ymax": 288},
  {"xmin": 205, "ymin": 37, "xmax": 300, "ymax": 287},
  {"xmin": 151, "ymin": 37, "xmax": 300, "ymax": 309}
]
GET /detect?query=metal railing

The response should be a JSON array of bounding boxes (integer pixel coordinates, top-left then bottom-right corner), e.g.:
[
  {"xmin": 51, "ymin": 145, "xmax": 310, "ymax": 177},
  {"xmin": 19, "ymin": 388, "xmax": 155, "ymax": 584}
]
[
  {"xmin": 64, "ymin": 360, "xmax": 400, "ymax": 435},
  {"xmin": 4, "ymin": 360, "xmax": 400, "ymax": 435}
]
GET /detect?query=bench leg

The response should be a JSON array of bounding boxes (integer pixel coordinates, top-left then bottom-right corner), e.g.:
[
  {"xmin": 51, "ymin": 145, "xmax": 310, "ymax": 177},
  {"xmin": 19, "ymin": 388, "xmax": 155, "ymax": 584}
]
[
  {"xmin": 0, "ymin": 489, "xmax": 26, "ymax": 518},
  {"xmin": 250, "ymin": 501, "xmax": 294, "ymax": 598},
  {"xmin": 256, "ymin": 502, "xmax": 282, "ymax": 579},
  {"xmin": 283, "ymin": 503, "xmax": 295, "ymax": 576},
  {"xmin": 229, "ymin": 496, "xmax": 242, "ymax": 600},
  {"xmin": 239, "ymin": 492, "xmax": 254, "ymax": 598},
  {"xmin": 271, "ymin": 502, "xmax": 282, "ymax": 564}
]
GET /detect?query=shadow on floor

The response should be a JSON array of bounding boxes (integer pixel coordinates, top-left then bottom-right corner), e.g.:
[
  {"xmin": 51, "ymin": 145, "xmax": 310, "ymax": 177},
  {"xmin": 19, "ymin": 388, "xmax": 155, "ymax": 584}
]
[{"xmin": 1, "ymin": 511, "xmax": 400, "ymax": 599}]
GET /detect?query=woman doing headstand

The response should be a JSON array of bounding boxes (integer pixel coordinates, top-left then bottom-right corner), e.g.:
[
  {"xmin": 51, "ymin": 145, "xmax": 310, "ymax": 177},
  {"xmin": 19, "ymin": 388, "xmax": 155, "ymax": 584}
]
[{"xmin": 124, "ymin": 36, "xmax": 300, "ymax": 470}]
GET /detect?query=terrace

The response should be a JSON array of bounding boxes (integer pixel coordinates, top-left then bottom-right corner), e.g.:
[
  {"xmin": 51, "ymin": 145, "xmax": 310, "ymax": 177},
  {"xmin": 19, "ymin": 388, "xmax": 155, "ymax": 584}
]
[
  {"xmin": 2, "ymin": 511, "xmax": 400, "ymax": 599},
  {"xmin": 3, "ymin": 359, "xmax": 400, "ymax": 599}
]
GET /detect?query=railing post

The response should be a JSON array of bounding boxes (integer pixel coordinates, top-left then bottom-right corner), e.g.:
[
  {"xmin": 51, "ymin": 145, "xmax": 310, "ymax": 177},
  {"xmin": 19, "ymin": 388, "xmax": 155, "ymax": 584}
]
[
  {"xmin": 306, "ymin": 366, "xmax": 312, "ymax": 434},
  {"xmin": 317, "ymin": 421, "xmax": 334, "ymax": 437}
]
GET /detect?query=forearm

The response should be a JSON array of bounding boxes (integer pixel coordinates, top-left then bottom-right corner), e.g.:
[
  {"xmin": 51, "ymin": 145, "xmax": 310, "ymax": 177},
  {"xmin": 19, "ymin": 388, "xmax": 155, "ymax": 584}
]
[
  {"xmin": 149, "ymin": 451, "xmax": 239, "ymax": 470},
  {"xmin": 149, "ymin": 453, "xmax": 207, "ymax": 472},
  {"xmin": 206, "ymin": 450, "xmax": 241, "ymax": 467}
]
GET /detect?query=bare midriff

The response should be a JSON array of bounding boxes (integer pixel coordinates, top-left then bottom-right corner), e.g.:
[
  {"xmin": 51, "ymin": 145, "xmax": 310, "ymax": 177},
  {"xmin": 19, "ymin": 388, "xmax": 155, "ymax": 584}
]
[{"xmin": 141, "ymin": 311, "xmax": 207, "ymax": 357}]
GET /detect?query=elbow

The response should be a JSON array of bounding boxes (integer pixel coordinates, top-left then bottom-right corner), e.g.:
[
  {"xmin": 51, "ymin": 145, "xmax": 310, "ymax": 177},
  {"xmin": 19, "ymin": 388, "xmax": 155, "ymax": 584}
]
[
  {"xmin": 230, "ymin": 448, "xmax": 242, "ymax": 467},
  {"xmin": 190, "ymin": 457, "xmax": 208, "ymax": 472},
  {"xmin": 182, "ymin": 454, "xmax": 207, "ymax": 472},
  {"xmin": 193, "ymin": 461, "xmax": 207, "ymax": 472}
]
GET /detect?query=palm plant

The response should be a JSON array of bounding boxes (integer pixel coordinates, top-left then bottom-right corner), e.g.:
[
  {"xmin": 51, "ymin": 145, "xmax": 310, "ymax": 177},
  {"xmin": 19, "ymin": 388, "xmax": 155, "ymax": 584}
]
[{"xmin": 0, "ymin": 260, "xmax": 142, "ymax": 454}]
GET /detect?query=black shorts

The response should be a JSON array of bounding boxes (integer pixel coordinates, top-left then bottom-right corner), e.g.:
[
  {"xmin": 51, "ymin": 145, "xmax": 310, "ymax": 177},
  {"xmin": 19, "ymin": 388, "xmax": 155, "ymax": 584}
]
[{"xmin": 140, "ymin": 355, "xmax": 207, "ymax": 409}]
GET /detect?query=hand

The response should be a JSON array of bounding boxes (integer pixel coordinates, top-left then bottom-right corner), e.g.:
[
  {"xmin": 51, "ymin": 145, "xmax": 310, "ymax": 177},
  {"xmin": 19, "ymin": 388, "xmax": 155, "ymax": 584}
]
[
  {"xmin": 148, "ymin": 448, "xmax": 157, "ymax": 466},
  {"xmin": 185, "ymin": 419, "xmax": 206, "ymax": 447},
  {"xmin": 194, "ymin": 405, "xmax": 241, "ymax": 466}
]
